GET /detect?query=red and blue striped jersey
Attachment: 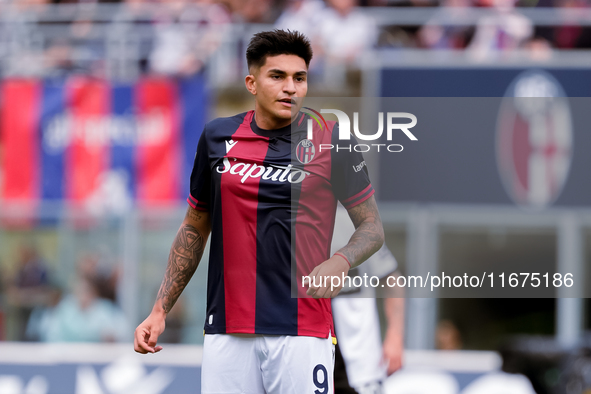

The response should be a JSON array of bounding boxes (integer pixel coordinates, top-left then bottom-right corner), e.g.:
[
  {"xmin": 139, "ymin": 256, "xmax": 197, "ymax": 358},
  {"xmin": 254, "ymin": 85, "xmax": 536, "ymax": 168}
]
[{"xmin": 188, "ymin": 110, "xmax": 374, "ymax": 339}]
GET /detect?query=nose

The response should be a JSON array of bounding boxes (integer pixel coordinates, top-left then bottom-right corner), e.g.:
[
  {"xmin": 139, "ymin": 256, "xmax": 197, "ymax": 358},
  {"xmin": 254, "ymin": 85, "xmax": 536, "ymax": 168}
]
[{"xmin": 283, "ymin": 78, "xmax": 296, "ymax": 95}]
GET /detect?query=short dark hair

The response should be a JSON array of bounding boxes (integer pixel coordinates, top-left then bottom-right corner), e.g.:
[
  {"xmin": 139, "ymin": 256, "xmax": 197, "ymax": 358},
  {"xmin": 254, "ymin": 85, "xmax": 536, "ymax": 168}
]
[{"xmin": 246, "ymin": 29, "xmax": 313, "ymax": 72}]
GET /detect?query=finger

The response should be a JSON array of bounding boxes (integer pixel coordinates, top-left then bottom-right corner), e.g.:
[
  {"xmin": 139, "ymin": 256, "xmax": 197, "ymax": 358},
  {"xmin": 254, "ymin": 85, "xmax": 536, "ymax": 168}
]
[
  {"xmin": 133, "ymin": 335, "xmax": 145, "ymax": 354},
  {"xmin": 328, "ymin": 283, "xmax": 343, "ymax": 298},
  {"xmin": 135, "ymin": 345, "xmax": 148, "ymax": 354},
  {"xmin": 133, "ymin": 329, "xmax": 146, "ymax": 353},
  {"xmin": 306, "ymin": 272, "xmax": 321, "ymax": 297},
  {"xmin": 135, "ymin": 328, "xmax": 154, "ymax": 353},
  {"xmin": 325, "ymin": 288, "xmax": 339, "ymax": 298},
  {"xmin": 308, "ymin": 266, "xmax": 320, "ymax": 287},
  {"xmin": 309, "ymin": 278, "xmax": 323, "ymax": 298},
  {"xmin": 313, "ymin": 286, "xmax": 328, "ymax": 299},
  {"xmin": 328, "ymin": 288, "xmax": 341, "ymax": 298},
  {"xmin": 147, "ymin": 330, "xmax": 161, "ymax": 352},
  {"xmin": 384, "ymin": 352, "xmax": 401, "ymax": 375},
  {"xmin": 308, "ymin": 265, "xmax": 320, "ymax": 278},
  {"xmin": 388, "ymin": 360, "xmax": 401, "ymax": 375},
  {"xmin": 134, "ymin": 341, "xmax": 149, "ymax": 354},
  {"xmin": 383, "ymin": 355, "xmax": 392, "ymax": 375}
]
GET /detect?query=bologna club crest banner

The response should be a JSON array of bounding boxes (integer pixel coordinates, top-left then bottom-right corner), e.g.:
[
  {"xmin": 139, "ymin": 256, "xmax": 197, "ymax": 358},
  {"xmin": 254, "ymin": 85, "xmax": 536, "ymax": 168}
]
[
  {"xmin": 0, "ymin": 75, "xmax": 207, "ymax": 210},
  {"xmin": 376, "ymin": 68, "xmax": 591, "ymax": 209}
]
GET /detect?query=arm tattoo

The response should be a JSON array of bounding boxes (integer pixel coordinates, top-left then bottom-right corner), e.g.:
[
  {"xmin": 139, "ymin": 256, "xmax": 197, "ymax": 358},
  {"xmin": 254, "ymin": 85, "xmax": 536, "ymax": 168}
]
[
  {"xmin": 187, "ymin": 207, "xmax": 203, "ymax": 222},
  {"xmin": 338, "ymin": 197, "xmax": 384, "ymax": 268},
  {"xmin": 156, "ymin": 224, "xmax": 205, "ymax": 313}
]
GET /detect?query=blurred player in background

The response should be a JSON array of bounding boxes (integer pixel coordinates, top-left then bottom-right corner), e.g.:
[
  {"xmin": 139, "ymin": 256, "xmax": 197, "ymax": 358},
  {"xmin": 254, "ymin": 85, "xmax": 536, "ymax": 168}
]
[
  {"xmin": 133, "ymin": 29, "xmax": 384, "ymax": 394},
  {"xmin": 332, "ymin": 205, "xmax": 404, "ymax": 394}
]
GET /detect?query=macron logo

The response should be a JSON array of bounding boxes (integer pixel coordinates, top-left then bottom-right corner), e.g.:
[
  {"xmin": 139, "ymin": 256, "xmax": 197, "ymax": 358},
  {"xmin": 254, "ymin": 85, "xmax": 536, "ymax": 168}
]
[{"xmin": 225, "ymin": 139, "xmax": 238, "ymax": 153}]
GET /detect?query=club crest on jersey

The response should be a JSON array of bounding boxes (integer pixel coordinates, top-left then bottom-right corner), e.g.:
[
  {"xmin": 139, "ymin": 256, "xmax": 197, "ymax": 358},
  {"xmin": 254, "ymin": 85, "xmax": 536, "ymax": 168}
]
[{"xmin": 296, "ymin": 139, "xmax": 315, "ymax": 164}]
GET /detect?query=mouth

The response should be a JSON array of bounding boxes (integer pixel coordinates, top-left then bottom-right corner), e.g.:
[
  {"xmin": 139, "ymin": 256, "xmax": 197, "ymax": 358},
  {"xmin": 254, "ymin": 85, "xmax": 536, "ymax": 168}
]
[{"xmin": 278, "ymin": 98, "xmax": 293, "ymax": 107}]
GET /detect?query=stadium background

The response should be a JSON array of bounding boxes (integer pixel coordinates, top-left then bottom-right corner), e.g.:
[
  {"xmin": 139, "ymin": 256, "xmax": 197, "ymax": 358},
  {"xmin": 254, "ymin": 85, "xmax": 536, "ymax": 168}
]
[{"xmin": 0, "ymin": 0, "xmax": 590, "ymax": 393}]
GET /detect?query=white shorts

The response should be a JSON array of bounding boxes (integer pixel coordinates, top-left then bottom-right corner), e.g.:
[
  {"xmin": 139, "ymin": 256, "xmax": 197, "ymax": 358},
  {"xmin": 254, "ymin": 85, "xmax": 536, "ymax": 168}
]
[
  {"xmin": 201, "ymin": 333, "xmax": 335, "ymax": 394},
  {"xmin": 332, "ymin": 297, "xmax": 387, "ymax": 389}
]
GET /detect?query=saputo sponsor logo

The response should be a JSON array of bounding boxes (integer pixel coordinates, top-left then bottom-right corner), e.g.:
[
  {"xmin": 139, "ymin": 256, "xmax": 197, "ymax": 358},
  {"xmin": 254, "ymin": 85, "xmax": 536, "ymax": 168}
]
[
  {"xmin": 216, "ymin": 157, "xmax": 310, "ymax": 184},
  {"xmin": 304, "ymin": 109, "xmax": 417, "ymax": 152}
]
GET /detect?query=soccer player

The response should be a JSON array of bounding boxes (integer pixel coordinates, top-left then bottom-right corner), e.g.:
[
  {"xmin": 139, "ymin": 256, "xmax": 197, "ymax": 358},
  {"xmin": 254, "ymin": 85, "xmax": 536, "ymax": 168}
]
[
  {"xmin": 133, "ymin": 29, "xmax": 384, "ymax": 394},
  {"xmin": 332, "ymin": 205, "xmax": 404, "ymax": 394}
]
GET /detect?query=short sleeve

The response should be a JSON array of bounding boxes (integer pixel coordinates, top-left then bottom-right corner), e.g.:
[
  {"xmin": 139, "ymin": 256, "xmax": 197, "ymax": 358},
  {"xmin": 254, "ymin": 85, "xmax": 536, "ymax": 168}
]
[
  {"xmin": 187, "ymin": 127, "xmax": 210, "ymax": 211},
  {"xmin": 330, "ymin": 125, "xmax": 375, "ymax": 210}
]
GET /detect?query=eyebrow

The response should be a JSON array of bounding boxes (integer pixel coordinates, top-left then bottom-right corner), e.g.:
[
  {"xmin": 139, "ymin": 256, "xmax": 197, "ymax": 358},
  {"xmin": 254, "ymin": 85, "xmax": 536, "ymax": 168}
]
[{"xmin": 267, "ymin": 69, "xmax": 308, "ymax": 77}]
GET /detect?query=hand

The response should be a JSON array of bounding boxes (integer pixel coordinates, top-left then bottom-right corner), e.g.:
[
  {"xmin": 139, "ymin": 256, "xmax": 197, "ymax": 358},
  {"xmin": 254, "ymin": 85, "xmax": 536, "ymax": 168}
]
[
  {"xmin": 306, "ymin": 255, "xmax": 350, "ymax": 298},
  {"xmin": 134, "ymin": 311, "xmax": 166, "ymax": 354},
  {"xmin": 383, "ymin": 327, "xmax": 404, "ymax": 375}
]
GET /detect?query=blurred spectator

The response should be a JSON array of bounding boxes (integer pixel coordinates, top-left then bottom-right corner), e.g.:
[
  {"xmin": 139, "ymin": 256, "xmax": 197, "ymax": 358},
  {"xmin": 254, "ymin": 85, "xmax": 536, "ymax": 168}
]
[
  {"xmin": 0, "ymin": 0, "xmax": 47, "ymax": 77},
  {"xmin": 274, "ymin": 0, "xmax": 325, "ymax": 39},
  {"xmin": 5, "ymin": 245, "xmax": 53, "ymax": 340},
  {"xmin": 28, "ymin": 277, "xmax": 128, "ymax": 342},
  {"xmin": 231, "ymin": 0, "xmax": 277, "ymax": 23},
  {"xmin": 44, "ymin": 39, "xmax": 79, "ymax": 78},
  {"xmin": 313, "ymin": 0, "xmax": 378, "ymax": 88},
  {"xmin": 12, "ymin": 245, "xmax": 49, "ymax": 289},
  {"xmin": 359, "ymin": 0, "xmax": 388, "ymax": 5},
  {"xmin": 418, "ymin": 0, "xmax": 475, "ymax": 49},
  {"xmin": 13, "ymin": 0, "xmax": 50, "ymax": 9},
  {"xmin": 0, "ymin": 264, "xmax": 5, "ymax": 341},
  {"xmin": 274, "ymin": 0, "xmax": 325, "ymax": 76},
  {"xmin": 77, "ymin": 252, "xmax": 119, "ymax": 302},
  {"xmin": 24, "ymin": 286, "xmax": 61, "ymax": 341},
  {"xmin": 523, "ymin": 36, "xmax": 552, "ymax": 60},
  {"xmin": 436, "ymin": 319, "xmax": 463, "ymax": 350},
  {"xmin": 149, "ymin": 0, "xmax": 231, "ymax": 77},
  {"xmin": 124, "ymin": 0, "xmax": 148, "ymax": 8},
  {"xmin": 52, "ymin": 0, "xmax": 121, "ymax": 3},
  {"xmin": 27, "ymin": 255, "xmax": 128, "ymax": 343},
  {"xmin": 467, "ymin": 0, "xmax": 534, "ymax": 59},
  {"xmin": 106, "ymin": 0, "xmax": 157, "ymax": 76},
  {"xmin": 315, "ymin": 0, "xmax": 378, "ymax": 64},
  {"xmin": 552, "ymin": 0, "xmax": 591, "ymax": 49},
  {"xmin": 42, "ymin": 3, "xmax": 107, "ymax": 77}
]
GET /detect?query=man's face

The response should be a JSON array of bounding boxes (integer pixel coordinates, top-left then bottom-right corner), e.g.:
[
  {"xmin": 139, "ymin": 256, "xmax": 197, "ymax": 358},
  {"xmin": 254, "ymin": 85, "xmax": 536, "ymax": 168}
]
[{"xmin": 246, "ymin": 54, "xmax": 308, "ymax": 125}]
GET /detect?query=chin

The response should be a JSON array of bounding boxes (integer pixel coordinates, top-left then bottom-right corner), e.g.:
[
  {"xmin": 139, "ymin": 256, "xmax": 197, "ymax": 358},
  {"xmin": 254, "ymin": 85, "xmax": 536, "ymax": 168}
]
[{"xmin": 275, "ymin": 109, "xmax": 293, "ymax": 121}]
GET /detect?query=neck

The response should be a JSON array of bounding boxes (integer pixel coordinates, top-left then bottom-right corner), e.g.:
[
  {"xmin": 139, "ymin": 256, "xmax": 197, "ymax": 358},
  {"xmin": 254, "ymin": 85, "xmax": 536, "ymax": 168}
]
[{"xmin": 254, "ymin": 106, "xmax": 292, "ymax": 130}]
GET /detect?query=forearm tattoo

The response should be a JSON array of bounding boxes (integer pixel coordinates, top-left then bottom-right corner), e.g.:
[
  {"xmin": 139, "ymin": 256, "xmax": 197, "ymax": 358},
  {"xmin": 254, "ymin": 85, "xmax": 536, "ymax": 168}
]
[
  {"xmin": 156, "ymin": 223, "xmax": 205, "ymax": 313},
  {"xmin": 339, "ymin": 198, "xmax": 384, "ymax": 268}
]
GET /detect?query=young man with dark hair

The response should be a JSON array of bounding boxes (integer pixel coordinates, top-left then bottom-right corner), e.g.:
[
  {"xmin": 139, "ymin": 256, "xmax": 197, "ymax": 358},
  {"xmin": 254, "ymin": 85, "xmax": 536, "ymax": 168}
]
[{"xmin": 134, "ymin": 29, "xmax": 384, "ymax": 393}]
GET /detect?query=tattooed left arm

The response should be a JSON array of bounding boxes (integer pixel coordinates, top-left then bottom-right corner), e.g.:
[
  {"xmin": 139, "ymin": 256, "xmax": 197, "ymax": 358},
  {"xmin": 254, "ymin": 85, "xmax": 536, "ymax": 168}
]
[
  {"xmin": 336, "ymin": 195, "xmax": 384, "ymax": 269},
  {"xmin": 306, "ymin": 196, "xmax": 384, "ymax": 298}
]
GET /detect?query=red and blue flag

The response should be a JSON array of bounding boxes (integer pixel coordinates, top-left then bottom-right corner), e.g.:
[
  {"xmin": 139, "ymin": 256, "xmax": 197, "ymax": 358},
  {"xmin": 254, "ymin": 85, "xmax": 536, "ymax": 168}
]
[{"xmin": 0, "ymin": 74, "xmax": 207, "ymax": 210}]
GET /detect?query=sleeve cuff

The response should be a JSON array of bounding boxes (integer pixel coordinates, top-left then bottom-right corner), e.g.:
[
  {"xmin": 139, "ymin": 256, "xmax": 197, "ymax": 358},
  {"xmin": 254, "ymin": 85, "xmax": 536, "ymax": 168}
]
[
  {"xmin": 341, "ymin": 184, "xmax": 375, "ymax": 210},
  {"xmin": 187, "ymin": 194, "xmax": 208, "ymax": 211}
]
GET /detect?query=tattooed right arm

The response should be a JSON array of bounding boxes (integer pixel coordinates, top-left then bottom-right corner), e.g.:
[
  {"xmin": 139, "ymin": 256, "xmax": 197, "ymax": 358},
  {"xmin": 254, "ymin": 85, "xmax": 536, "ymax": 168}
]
[
  {"xmin": 134, "ymin": 205, "xmax": 210, "ymax": 354},
  {"xmin": 155, "ymin": 206, "xmax": 211, "ymax": 314}
]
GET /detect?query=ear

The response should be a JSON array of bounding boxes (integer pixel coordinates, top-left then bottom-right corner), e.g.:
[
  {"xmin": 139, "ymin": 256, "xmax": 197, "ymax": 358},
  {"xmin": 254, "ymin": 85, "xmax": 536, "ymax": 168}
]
[{"xmin": 245, "ymin": 74, "xmax": 256, "ymax": 95}]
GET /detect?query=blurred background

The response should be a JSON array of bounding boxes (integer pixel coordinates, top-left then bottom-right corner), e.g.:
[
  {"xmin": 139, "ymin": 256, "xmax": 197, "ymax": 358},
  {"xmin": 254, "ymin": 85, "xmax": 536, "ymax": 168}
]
[{"xmin": 0, "ymin": 0, "xmax": 590, "ymax": 393}]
